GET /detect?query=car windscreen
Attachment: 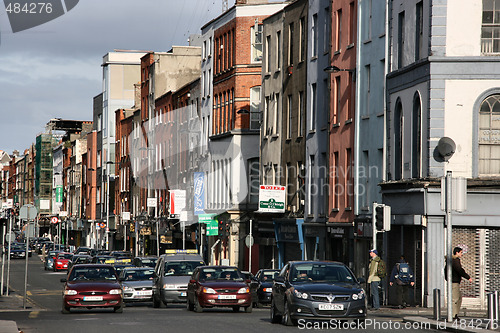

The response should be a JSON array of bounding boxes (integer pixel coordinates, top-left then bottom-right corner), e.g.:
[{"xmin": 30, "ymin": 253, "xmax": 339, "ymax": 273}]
[
  {"xmin": 260, "ymin": 270, "xmax": 279, "ymax": 282},
  {"xmin": 75, "ymin": 257, "xmax": 92, "ymax": 264},
  {"xmin": 199, "ymin": 268, "xmax": 244, "ymax": 282},
  {"xmin": 58, "ymin": 253, "xmax": 73, "ymax": 259},
  {"xmin": 164, "ymin": 261, "xmax": 204, "ymax": 276},
  {"xmin": 290, "ymin": 263, "xmax": 356, "ymax": 284},
  {"xmin": 122, "ymin": 269, "xmax": 155, "ymax": 281},
  {"xmin": 140, "ymin": 258, "xmax": 157, "ymax": 267},
  {"xmin": 69, "ymin": 267, "xmax": 117, "ymax": 281}
]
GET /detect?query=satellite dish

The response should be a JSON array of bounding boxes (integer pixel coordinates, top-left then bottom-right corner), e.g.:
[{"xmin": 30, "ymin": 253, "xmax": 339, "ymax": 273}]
[{"xmin": 437, "ymin": 137, "xmax": 456, "ymax": 161}]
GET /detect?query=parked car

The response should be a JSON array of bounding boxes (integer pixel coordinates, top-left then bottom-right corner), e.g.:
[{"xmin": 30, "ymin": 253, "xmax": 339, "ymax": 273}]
[
  {"xmin": 152, "ymin": 252, "xmax": 204, "ymax": 307},
  {"xmin": 67, "ymin": 254, "xmax": 93, "ymax": 271},
  {"xmin": 241, "ymin": 271, "xmax": 260, "ymax": 307},
  {"xmin": 9, "ymin": 243, "xmax": 27, "ymax": 259},
  {"xmin": 53, "ymin": 252, "xmax": 74, "ymax": 271},
  {"xmin": 60, "ymin": 264, "xmax": 123, "ymax": 313},
  {"xmin": 110, "ymin": 251, "xmax": 132, "ymax": 259},
  {"xmin": 270, "ymin": 261, "xmax": 366, "ymax": 326},
  {"xmin": 186, "ymin": 266, "xmax": 253, "ymax": 313},
  {"xmin": 133, "ymin": 256, "xmax": 158, "ymax": 268},
  {"xmin": 44, "ymin": 250, "xmax": 61, "ymax": 270},
  {"xmin": 255, "ymin": 269, "xmax": 280, "ymax": 306},
  {"xmin": 119, "ymin": 267, "xmax": 155, "ymax": 303},
  {"xmin": 73, "ymin": 247, "xmax": 97, "ymax": 256}
]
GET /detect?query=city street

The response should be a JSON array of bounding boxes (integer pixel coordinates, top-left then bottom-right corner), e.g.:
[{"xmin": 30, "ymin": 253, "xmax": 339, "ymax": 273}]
[{"xmin": 0, "ymin": 256, "xmax": 441, "ymax": 333}]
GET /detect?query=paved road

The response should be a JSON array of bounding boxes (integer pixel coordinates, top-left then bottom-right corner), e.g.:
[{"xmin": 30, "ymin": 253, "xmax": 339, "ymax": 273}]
[{"xmin": 0, "ymin": 256, "xmax": 440, "ymax": 333}]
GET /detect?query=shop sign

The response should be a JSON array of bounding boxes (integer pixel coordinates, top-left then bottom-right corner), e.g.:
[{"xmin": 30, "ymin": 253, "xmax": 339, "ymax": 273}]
[{"xmin": 258, "ymin": 185, "xmax": 286, "ymax": 213}]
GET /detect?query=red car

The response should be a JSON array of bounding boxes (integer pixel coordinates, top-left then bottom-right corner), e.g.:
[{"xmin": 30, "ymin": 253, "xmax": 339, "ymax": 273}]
[
  {"xmin": 53, "ymin": 252, "xmax": 74, "ymax": 271},
  {"xmin": 60, "ymin": 264, "xmax": 123, "ymax": 313},
  {"xmin": 186, "ymin": 266, "xmax": 252, "ymax": 313}
]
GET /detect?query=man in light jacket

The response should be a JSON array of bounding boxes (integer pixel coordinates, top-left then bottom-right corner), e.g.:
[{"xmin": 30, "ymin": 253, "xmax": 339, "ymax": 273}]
[{"xmin": 368, "ymin": 249, "xmax": 382, "ymax": 310}]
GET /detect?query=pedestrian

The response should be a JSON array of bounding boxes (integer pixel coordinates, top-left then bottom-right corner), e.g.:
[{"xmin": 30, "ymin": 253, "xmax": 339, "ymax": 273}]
[
  {"xmin": 449, "ymin": 247, "xmax": 472, "ymax": 320},
  {"xmin": 389, "ymin": 255, "xmax": 415, "ymax": 308},
  {"xmin": 368, "ymin": 249, "xmax": 384, "ymax": 310}
]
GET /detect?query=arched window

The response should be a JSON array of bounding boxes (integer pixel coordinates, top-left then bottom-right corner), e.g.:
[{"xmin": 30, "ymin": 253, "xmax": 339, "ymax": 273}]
[
  {"xmin": 394, "ymin": 100, "xmax": 403, "ymax": 179},
  {"xmin": 412, "ymin": 93, "xmax": 422, "ymax": 178},
  {"xmin": 478, "ymin": 94, "xmax": 500, "ymax": 176}
]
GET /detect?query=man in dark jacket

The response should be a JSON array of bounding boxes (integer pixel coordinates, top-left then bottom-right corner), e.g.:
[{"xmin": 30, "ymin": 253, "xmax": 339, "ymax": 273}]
[
  {"xmin": 389, "ymin": 255, "xmax": 415, "ymax": 308},
  {"xmin": 451, "ymin": 247, "xmax": 472, "ymax": 320}
]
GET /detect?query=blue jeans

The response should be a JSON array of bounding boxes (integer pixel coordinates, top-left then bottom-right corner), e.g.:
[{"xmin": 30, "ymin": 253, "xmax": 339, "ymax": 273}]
[{"xmin": 371, "ymin": 281, "xmax": 380, "ymax": 309}]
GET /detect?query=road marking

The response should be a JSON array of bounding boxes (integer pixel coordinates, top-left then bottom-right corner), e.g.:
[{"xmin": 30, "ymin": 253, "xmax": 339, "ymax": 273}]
[
  {"xmin": 28, "ymin": 311, "xmax": 39, "ymax": 318},
  {"xmin": 27, "ymin": 291, "xmax": 32, "ymax": 296}
]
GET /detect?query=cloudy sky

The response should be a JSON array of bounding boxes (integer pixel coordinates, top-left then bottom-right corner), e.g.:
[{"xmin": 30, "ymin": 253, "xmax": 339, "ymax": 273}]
[{"xmin": 0, "ymin": 0, "xmax": 235, "ymax": 154}]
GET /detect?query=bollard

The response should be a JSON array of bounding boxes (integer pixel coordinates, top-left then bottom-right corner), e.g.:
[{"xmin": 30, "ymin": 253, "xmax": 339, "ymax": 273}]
[
  {"xmin": 487, "ymin": 291, "xmax": 498, "ymax": 329},
  {"xmin": 433, "ymin": 288, "xmax": 441, "ymax": 321}
]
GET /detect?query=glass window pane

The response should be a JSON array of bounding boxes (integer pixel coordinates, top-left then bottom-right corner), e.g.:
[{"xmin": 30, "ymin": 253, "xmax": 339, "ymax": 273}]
[
  {"xmin": 494, "ymin": 39, "xmax": 500, "ymax": 52},
  {"xmin": 484, "ymin": 11, "xmax": 494, "ymax": 23},
  {"xmin": 491, "ymin": 145, "xmax": 500, "ymax": 158},
  {"xmin": 479, "ymin": 145, "xmax": 491, "ymax": 159},
  {"xmin": 484, "ymin": 0, "xmax": 494, "ymax": 11},
  {"xmin": 480, "ymin": 114, "xmax": 491, "ymax": 128},
  {"xmin": 482, "ymin": 28, "xmax": 493, "ymax": 38}
]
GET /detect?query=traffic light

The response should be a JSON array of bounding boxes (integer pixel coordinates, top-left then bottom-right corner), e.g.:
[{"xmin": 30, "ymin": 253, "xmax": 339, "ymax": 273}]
[
  {"xmin": 224, "ymin": 221, "xmax": 230, "ymax": 236},
  {"xmin": 218, "ymin": 219, "xmax": 226, "ymax": 238},
  {"xmin": 375, "ymin": 204, "xmax": 391, "ymax": 231}
]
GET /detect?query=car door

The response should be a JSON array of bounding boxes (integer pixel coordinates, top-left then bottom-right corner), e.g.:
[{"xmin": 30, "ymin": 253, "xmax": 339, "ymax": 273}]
[
  {"xmin": 153, "ymin": 257, "xmax": 163, "ymax": 298},
  {"xmin": 273, "ymin": 264, "xmax": 289, "ymax": 314},
  {"xmin": 187, "ymin": 268, "xmax": 199, "ymax": 303}
]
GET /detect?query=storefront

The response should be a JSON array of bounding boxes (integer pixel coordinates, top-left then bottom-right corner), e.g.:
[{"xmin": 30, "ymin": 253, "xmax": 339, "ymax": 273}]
[{"xmin": 274, "ymin": 218, "xmax": 304, "ymax": 268}]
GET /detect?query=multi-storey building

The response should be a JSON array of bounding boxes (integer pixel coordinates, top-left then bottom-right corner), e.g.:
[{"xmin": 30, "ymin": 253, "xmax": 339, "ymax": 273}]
[
  {"xmin": 352, "ymin": 0, "xmax": 387, "ymax": 276},
  {"xmin": 382, "ymin": 0, "xmax": 500, "ymax": 308},
  {"xmin": 200, "ymin": 0, "xmax": 287, "ymax": 270},
  {"xmin": 326, "ymin": 0, "xmax": 357, "ymax": 265}
]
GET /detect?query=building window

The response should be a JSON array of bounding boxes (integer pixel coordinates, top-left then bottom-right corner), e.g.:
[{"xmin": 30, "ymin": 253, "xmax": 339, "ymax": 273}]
[
  {"xmin": 335, "ymin": 9, "xmax": 342, "ymax": 52},
  {"xmin": 310, "ymin": 84, "xmax": 317, "ymax": 132},
  {"xmin": 287, "ymin": 95, "xmax": 293, "ymax": 139},
  {"xmin": 308, "ymin": 155, "xmax": 315, "ymax": 215},
  {"xmin": 363, "ymin": 0, "xmax": 372, "ymax": 41},
  {"xmin": 324, "ymin": 6, "xmax": 331, "ymax": 53},
  {"xmin": 333, "ymin": 152, "xmax": 339, "ymax": 209},
  {"xmin": 394, "ymin": 101, "xmax": 403, "ymax": 179},
  {"xmin": 311, "ymin": 14, "xmax": 318, "ymax": 58},
  {"xmin": 299, "ymin": 17, "xmax": 306, "ymax": 62},
  {"xmin": 364, "ymin": 65, "xmax": 371, "ymax": 116},
  {"xmin": 276, "ymin": 31, "xmax": 282, "ymax": 70},
  {"xmin": 479, "ymin": 94, "xmax": 500, "ymax": 175},
  {"xmin": 250, "ymin": 86, "xmax": 261, "ymax": 130},
  {"xmin": 251, "ymin": 23, "xmax": 263, "ymax": 62},
  {"xmin": 334, "ymin": 77, "xmax": 341, "ymax": 124},
  {"xmin": 208, "ymin": 37, "xmax": 212, "ymax": 57},
  {"xmin": 274, "ymin": 93, "xmax": 279, "ymax": 135},
  {"xmin": 349, "ymin": 2, "xmax": 355, "ymax": 45},
  {"xmin": 248, "ymin": 158, "xmax": 260, "ymax": 204},
  {"xmin": 264, "ymin": 96, "xmax": 270, "ymax": 135},
  {"xmin": 288, "ymin": 23, "xmax": 294, "ymax": 66},
  {"xmin": 298, "ymin": 91, "xmax": 305, "ymax": 137},
  {"xmin": 482, "ymin": 0, "xmax": 500, "ymax": 53},
  {"xmin": 266, "ymin": 35, "xmax": 271, "ymax": 73},
  {"xmin": 412, "ymin": 93, "xmax": 422, "ymax": 178},
  {"xmin": 398, "ymin": 11, "xmax": 405, "ymax": 69},
  {"xmin": 346, "ymin": 148, "xmax": 352, "ymax": 208},
  {"xmin": 273, "ymin": 164, "xmax": 280, "ymax": 185},
  {"xmin": 415, "ymin": 1, "xmax": 424, "ymax": 60}
]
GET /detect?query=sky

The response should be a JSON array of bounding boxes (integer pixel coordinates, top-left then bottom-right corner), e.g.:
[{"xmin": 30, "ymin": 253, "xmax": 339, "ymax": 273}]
[{"xmin": 0, "ymin": 0, "xmax": 236, "ymax": 154}]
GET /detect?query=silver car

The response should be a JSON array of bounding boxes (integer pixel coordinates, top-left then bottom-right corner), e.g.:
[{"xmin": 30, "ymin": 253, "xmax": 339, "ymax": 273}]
[
  {"xmin": 120, "ymin": 267, "xmax": 155, "ymax": 303},
  {"xmin": 152, "ymin": 253, "xmax": 204, "ymax": 307}
]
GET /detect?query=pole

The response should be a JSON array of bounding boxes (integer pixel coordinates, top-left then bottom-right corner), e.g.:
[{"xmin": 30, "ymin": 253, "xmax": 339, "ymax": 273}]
[
  {"xmin": 23, "ymin": 219, "xmax": 29, "ymax": 309},
  {"xmin": 6, "ymin": 213, "xmax": 12, "ymax": 296},
  {"xmin": 156, "ymin": 218, "xmax": 159, "ymax": 256},
  {"xmin": 446, "ymin": 171, "xmax": 453, "ymax": 322},
  {"xmin": 135, "ymin": 221, "xmax": 138, "ymax": 257},
  {"xmin": 372, "ymin": 202, "xmax": 377, "ymax": 249},
  {"xmin": 182, "ymin": 221, "xmax": 185, "ymax": 250},
  {"xmin": 249, "ymin": 219, "xmax": 253, "ymax": 273},
  {"xmin": 106, "ymin": 171, "xmax": 109, "ymax": 251},
  {"xmin": 1, "ymin": 222, "xmax": 5, "ymax": 295}
]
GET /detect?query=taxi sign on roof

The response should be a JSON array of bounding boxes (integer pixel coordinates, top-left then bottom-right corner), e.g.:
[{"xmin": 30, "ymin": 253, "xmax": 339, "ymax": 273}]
[{"xmin": 165, "ymin": 249, "xmax": 198, "ymax": 254}]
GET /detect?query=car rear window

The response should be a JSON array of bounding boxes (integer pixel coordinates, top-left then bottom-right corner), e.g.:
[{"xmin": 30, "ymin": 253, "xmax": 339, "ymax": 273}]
[
  {"xmin": 69, "ymin": 267, "xmax": 117, "ymax": 281},
  {"xmin": 164, "ymin": 261, "xmax": 204, "ymax": 276},
  {"xmin": 199, "ymin": 268, "xmax": 244, "ymax": 281},
  {"xmin": 122, "ymin": 269, "xmax": 154, "ymax": 281}
]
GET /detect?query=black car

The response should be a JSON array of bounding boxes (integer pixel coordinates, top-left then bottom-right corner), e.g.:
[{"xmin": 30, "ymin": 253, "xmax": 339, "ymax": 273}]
[
  {"xmin": 68, "ymin": 254, "xmax": 93, "ymax": 271},
  {"xmin": 271, "ymin": 261, "xmax": 366, "ymax": 326},
  {"xmin": 241, "ymin": 271, "xmax": 260, "ymax": 307},
  {"xmin": 9, "ymin": 243, "xmax": 27, "ymax": 259},
  {"xmin": 255, "ymin": 269, "xmax": 280, "ymax": 306},
  {"xmin": 133, "ymin": 256, "xmax": 158, "ymax": 268}
]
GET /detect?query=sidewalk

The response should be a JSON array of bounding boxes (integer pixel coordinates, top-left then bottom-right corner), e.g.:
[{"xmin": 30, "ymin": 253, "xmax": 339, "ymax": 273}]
[
  {"xmin": 0, "ymin": 287, "xmax": 41, "ymax": 333},
  {"xmin": 372, "ymin": 306, "xmax": 499, "ymax": 333}
]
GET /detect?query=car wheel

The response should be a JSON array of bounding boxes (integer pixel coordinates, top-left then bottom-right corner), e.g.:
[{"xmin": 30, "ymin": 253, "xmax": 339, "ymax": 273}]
[
  {"xmin": 186, "ymin": 297, "xmax": 194, "ymax": 311},
  {"xmin": 61, "ymin": 306, "xmax": 70, "ymax": 314},
  {"xmin": 283, "ymin": 301, "xmax": 297, "ymax": 326},
  {"xmin": 152, "ymin": 293, "xmax": 161, "ymax": 308},
  {"xmin": 114, "ymin": 304, "xmax": 124, "ymax": 313},
  {"xmin": 270, "ymin": 299, "xmax": 282, "ymax": 324},
  {"xmin": 244, "ymin": 305, "xmax": 252, "ymax": 313},
  {"xmin": 194, "ymin": 297, "xmax": 203, "ymax": 313}
]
